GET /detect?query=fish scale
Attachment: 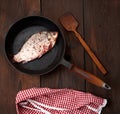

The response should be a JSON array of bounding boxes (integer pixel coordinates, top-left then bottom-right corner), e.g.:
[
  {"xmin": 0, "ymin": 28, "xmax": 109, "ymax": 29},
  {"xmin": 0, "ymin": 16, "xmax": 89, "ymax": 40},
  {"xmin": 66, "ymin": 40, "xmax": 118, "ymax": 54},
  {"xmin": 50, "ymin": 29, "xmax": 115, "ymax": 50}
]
[{"xmin": 13, "ymin": 31, "xmax": 58, "ymax": 63}]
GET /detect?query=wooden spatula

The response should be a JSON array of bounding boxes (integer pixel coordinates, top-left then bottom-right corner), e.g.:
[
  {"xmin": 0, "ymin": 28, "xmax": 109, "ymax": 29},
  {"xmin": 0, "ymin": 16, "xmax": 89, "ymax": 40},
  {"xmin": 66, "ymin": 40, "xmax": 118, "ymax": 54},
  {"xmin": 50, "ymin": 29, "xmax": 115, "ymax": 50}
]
[{"xmin": 59, "ymin": 13, "xmax": 107, "ymax": 75}]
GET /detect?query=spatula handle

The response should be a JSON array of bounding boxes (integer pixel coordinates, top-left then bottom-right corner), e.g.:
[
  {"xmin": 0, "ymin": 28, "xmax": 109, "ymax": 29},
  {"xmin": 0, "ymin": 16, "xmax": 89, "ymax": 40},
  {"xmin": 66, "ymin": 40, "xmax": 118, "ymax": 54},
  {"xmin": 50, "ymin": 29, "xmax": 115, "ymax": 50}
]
[{"xmin": 73, "ymin": 30, "xmax": 107, "ymax": 75}]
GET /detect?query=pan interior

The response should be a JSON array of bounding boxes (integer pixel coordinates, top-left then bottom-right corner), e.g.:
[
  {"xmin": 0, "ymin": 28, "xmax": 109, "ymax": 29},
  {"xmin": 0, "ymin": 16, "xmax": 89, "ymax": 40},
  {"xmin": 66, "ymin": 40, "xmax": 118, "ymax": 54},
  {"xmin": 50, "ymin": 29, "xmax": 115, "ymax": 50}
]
[{"xmin": 5, "ymin": 16, "xmax": 65, "ymax": 75}]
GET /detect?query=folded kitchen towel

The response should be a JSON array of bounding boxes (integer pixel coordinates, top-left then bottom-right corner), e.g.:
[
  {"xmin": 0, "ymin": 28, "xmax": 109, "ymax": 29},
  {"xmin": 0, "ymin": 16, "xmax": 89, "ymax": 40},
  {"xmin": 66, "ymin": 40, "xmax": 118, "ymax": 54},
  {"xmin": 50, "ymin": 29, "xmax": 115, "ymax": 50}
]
[{"xmin": 16, "ymin": 88, "xmax": 107, "ymax": 114}]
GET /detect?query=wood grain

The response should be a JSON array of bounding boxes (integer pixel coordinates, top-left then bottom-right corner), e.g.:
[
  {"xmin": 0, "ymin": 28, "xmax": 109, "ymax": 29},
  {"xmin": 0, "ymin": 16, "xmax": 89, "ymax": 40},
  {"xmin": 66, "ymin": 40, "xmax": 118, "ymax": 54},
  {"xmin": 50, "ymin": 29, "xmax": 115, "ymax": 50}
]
[
  {"xmin": 41, "ymin": 0, "xmax": 85, "ymax": 91},
  {"xmin": 59, "ymin": 13, "xmax": 107, "ymax": 75},
  {"xmin": 0, "ymin": 0, "xmax": 40, "ymax": 114},
  {"xmin": 84, "ymin": 0, "xmax": 120, "ymax": 113},
  {"xmin": 0, "ymin": 0, "xmax": 120, "ymax": 114}
]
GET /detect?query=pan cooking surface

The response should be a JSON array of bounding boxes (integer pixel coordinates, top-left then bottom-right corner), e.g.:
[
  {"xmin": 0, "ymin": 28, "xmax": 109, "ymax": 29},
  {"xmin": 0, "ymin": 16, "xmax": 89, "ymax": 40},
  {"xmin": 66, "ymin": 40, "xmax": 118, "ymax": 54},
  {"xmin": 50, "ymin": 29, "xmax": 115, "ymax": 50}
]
[{"xmin": 5, "ymin": 16, "xmax": 65, "ymax": 75}]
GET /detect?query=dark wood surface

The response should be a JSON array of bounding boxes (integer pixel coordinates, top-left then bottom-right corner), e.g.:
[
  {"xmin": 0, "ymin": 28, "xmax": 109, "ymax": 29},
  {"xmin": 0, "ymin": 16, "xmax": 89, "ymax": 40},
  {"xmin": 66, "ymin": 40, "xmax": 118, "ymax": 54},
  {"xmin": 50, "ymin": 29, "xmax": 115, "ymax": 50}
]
[{"xmin": 0, "ymin": 0, "xmax": 120, "ymax": 113}]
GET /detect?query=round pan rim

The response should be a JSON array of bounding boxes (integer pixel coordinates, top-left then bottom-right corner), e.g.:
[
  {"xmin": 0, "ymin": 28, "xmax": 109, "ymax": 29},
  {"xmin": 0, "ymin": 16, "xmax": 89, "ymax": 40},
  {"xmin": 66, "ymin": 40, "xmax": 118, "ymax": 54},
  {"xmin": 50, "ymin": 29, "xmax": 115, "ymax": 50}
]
[{"xmin": 4, "ymin": 16, "xmax": 66, "ymax": 75}]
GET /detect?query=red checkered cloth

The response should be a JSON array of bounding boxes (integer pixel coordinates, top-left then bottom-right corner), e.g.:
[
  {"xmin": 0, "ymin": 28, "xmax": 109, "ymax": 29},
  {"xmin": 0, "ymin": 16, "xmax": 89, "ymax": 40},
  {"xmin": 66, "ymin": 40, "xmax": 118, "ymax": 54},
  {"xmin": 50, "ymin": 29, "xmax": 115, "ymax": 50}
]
[{"xmin": 16, "ymin": 88, "xmax": 107, "ymax": 114}]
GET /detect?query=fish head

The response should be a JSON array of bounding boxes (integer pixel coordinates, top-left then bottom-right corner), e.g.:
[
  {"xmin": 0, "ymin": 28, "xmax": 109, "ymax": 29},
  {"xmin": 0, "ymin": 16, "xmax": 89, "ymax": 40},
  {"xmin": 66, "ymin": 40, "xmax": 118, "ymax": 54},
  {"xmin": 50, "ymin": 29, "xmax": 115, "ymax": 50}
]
[
  {"xmin": 47, "ymin": 32, "xmax": 58, "ymax": 47},
  {"xmin": 49, "ymin": 32, "xmax": 58, "ymax": 41}
]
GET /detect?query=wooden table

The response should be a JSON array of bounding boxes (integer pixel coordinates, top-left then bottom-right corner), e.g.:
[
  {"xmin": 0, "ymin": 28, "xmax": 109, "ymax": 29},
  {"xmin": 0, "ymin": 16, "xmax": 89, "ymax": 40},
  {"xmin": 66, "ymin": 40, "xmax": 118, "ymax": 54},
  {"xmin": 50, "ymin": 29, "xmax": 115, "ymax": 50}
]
[{"xmin": 0, "ymin": 0, "xmax": 120, "ymax": 113}]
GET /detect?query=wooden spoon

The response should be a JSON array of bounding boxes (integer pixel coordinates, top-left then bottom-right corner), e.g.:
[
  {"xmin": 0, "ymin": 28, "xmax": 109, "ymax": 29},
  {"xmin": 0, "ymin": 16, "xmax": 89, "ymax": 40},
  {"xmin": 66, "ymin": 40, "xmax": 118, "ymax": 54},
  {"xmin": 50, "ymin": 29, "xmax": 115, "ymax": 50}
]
[{"xmin": 59, "ymin": 13, "xmax": 107, "ymax": 75}]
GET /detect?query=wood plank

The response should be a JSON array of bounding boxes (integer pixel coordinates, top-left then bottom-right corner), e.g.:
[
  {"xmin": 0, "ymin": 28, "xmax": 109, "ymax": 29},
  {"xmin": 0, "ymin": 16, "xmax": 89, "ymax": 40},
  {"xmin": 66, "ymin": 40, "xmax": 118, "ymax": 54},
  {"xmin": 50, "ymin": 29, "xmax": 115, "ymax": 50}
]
[
  {"xmin": 84, "ymin": 0, "xmax": 120, "ymax": 113},
  {"xmin": 0, "ymin": 0, "xmax": 40, "ymax": 113},
  {"xmin": 41, "ymin": 0, "xmax": 85, "ymax": 91}
]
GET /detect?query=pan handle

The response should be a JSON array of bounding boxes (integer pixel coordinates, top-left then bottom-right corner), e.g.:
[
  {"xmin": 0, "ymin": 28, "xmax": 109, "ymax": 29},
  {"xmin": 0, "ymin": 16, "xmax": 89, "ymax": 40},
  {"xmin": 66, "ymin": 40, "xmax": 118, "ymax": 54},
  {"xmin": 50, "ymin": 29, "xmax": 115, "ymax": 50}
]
[
  {"xmin": 60, "ymin": 58, "xmax": 111, "ymax": 90},
  {"xmin": 60, "ymin": 58, "xmax": 73, "ymax": 69}
]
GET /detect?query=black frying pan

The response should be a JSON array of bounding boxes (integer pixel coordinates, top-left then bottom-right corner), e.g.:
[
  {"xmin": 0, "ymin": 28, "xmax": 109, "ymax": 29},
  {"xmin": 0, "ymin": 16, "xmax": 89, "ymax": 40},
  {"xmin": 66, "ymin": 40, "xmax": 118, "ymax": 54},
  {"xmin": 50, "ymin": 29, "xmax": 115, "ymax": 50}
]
[
  {"xmin": 5, "ymin": 16, "xmax": 66, "ymax": 75},
  {"xmin": 5, "ymin": 16, "xmax": 110, "ymax": 89}
]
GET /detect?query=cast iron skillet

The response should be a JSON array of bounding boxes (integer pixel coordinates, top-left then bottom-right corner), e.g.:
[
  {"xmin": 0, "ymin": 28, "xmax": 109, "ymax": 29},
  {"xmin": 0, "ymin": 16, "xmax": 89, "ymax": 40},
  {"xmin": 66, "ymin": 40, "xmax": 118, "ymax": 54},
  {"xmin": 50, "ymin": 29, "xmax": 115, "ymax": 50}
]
[
  {"xmin": 5, "ymin": 16, "xmax": 108, "ymax": 89},
  {"xmin": 5, "ymin": 16, "xmax": 67, "ymax": 75}
]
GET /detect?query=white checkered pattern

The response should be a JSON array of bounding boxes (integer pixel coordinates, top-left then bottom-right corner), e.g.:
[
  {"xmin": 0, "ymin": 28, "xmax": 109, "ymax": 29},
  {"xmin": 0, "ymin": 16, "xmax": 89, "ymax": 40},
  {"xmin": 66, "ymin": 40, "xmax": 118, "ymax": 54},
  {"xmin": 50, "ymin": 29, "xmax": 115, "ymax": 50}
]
[{"xmin": 16, "ymin": 88, "xmax": 107, "ymax": 114}]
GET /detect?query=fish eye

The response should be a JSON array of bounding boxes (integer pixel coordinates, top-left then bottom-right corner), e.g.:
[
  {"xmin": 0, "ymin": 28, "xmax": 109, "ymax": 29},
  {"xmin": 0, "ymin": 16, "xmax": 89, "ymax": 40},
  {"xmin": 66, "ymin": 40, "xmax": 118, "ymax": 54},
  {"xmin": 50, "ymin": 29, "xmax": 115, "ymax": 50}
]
[{"xmin": 52, "ymin": 32, "xmax": 58, "ymax": 37}]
